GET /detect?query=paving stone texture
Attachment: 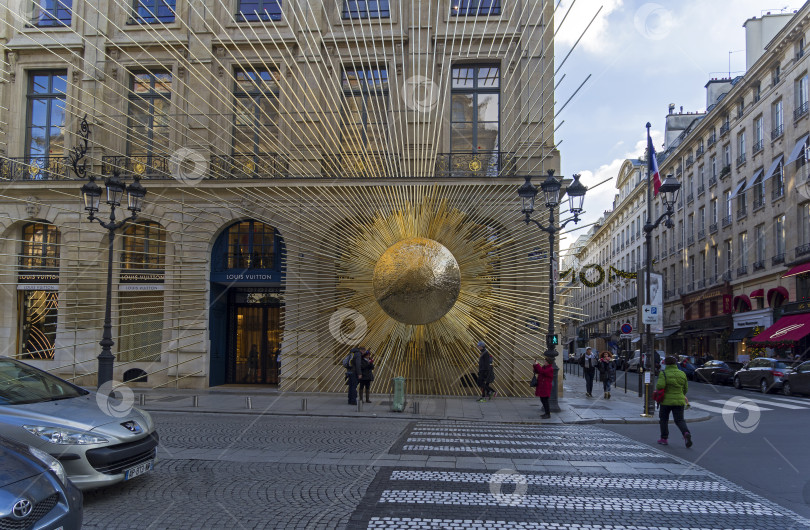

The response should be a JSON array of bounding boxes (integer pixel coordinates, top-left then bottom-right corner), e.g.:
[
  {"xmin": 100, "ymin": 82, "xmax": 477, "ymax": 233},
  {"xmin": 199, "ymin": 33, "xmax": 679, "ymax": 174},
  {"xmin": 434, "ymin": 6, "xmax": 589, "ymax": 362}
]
[{"xmin": 80, "ymin": 413, "xmax": 810, "ymax": 530}]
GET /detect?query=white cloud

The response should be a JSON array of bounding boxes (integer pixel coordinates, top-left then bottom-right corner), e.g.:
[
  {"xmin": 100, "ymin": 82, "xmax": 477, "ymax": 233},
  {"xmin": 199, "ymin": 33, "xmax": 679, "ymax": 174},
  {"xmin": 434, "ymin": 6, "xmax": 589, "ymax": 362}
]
[{"xmin": 556, "ymin": 0, "xmax": 624, "ymax": 55}]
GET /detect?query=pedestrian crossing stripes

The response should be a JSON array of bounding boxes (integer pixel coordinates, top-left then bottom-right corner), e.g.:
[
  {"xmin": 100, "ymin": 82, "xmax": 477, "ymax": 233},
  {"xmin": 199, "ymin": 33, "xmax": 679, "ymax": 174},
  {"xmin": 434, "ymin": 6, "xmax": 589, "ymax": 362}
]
[
  {"xmin": 406, "ymin": 437, "xmax": 637, "ymax": 449},
  {"xmin": 389, "ymin": 471, "xmax": 733, "ymax": 491},
  {"xmin": 688, "ymin": 394, "xmax": 810, "ymax": 415},
  {"xmin": 402, "ymin": 444, "xmax": 670, "ymax": 458},
  {"xmin": 367, "ymin": 519, "xmax": 758, "ymax": 530}
]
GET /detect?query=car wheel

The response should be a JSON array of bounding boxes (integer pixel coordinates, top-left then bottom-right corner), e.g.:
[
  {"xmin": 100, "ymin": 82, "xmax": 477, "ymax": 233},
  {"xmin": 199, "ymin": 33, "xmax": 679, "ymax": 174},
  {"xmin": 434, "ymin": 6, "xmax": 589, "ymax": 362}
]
[
  {"xmin": 733, "ymin": 376, "xmax": 742, "ymax": 389},
  {"xmin": 782, "ymin": 381, "xmax": 792, "ymax": 396},
  {"xmin": 760, "ymin": 379, "xmax": 769, "ymax": 394}
]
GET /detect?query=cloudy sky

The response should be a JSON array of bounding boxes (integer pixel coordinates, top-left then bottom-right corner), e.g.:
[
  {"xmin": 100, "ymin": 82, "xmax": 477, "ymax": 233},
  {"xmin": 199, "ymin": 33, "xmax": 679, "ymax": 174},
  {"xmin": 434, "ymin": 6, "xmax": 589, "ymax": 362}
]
[{"xmin": 554, "ymin": 0, "xmax": 805, "ymax": 248}]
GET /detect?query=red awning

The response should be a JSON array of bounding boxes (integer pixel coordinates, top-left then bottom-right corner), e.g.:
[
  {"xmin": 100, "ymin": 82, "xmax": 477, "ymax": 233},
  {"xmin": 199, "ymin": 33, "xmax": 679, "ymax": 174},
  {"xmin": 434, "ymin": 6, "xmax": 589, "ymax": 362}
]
[
  {"xmin": 750, "ymin": 313, "xmax": 810, "ymax": 343},
  {"xmin": 733, "ymin": 295, "xmax": 752, "ymax": 311},
  {"xmin": 783, "ymin": 262, "xmax": 810, "ymax": 279},
  {"xmin": 750, "ymin": 289, "xmax": 764, "ymax": 298},
  {"xmin": 767, "ymin": 286, "xmax": 789, "ymax": 307}
]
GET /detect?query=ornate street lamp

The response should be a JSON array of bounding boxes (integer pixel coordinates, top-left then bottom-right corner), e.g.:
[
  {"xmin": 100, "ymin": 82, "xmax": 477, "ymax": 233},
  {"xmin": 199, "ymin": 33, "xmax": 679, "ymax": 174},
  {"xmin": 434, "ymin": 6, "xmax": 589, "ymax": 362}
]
[
  {"xmin": 71, "ymin": 115, "xmax": 148, "ymax": 390},
  {"xmin": 519, "ymin": 170, "xmax": 587, "ymax": 412}
]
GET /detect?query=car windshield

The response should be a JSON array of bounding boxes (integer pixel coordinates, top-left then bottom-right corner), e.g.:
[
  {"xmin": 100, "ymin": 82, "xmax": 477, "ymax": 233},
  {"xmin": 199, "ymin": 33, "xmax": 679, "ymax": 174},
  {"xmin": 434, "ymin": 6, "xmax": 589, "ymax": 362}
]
[{"xmin": 0, "ymin": 358, "xmax": 88, "ymax": 405}]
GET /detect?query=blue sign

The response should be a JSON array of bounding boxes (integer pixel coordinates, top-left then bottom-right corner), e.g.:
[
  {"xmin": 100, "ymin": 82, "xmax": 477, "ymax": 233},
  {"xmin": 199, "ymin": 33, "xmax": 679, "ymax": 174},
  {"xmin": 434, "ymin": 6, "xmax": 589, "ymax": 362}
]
[{"xmin": 621, "ymin": 323, "xmax": 633, "ymax": 334}]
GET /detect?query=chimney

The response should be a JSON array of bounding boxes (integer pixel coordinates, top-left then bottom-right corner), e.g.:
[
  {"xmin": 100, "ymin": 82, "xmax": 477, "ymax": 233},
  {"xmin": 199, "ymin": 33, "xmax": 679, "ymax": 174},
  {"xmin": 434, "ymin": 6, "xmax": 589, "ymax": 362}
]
[
  {"xmin": 668, "ymin": 103, "xmax": 675, "ymax": 114},
  {"xmin": 680, "ymin": 106, "xmax": 683, "ymax": 113}
]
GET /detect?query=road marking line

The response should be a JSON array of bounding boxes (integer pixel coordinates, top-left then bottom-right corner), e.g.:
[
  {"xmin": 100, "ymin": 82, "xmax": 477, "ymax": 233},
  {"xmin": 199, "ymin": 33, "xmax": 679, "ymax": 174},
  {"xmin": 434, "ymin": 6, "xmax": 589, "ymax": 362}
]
[
  {"xmin": 367, "ymin": 518, "xmax": 753, "ymax": 530},
  {"xmin": 708, "ymin": 400, "xmax": 773, "ymax": 411},
  {"xmin": 687, "ymin": 401, "xmax": 730, "ymax": 414},
  {"xmin": 762, "ymin": 394, "xmax": 810, "ymax": 405},
  {"xmin": 721, "ymin": 397, "xmax": 807, "ymax": 410}
]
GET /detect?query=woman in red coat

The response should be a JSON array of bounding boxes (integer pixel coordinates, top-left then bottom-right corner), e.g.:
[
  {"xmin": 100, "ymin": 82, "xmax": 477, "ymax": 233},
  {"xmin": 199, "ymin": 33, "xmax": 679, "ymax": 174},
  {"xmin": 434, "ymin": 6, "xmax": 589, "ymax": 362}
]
[{"xmin": 533, "ymin": 356, "xmax": 554, "ymax": 419}]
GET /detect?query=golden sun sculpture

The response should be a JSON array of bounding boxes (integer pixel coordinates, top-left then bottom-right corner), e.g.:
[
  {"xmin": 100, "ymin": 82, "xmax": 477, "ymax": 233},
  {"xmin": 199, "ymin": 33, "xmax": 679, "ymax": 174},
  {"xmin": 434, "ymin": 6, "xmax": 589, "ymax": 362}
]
[{"xmin": 337, "ymin": 191, "xmax": 502, "ymax": 395}]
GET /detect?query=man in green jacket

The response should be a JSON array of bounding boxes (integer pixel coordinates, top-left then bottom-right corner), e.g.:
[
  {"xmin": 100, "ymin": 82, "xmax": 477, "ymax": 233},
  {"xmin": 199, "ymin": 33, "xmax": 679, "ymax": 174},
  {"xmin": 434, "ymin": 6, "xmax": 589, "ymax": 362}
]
[{"xmin": 656, "ymin": 356, "xmax": 693, "ymax": 447}]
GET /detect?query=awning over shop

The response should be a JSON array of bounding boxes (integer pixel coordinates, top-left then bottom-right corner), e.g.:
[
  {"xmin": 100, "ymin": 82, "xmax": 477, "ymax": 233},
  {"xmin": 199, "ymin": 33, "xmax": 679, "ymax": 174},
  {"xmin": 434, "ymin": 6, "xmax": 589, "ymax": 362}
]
[
  {"xmin": 783, "ymin": 262, "xmax": 810, "ymax": 279},
  {"xmin": 728, "ymin": 327, "xmax": 754, "ymax": 343},
  {"xmin": 750, "ymin": 289, "xmax": 765, "ymax": 298},
  {"xmin": 680, "ymin": 327, "xmax": 726, "ymax": 335},
  {"xmin": 656, "ymin": 327, "xmax": 680, "ymax": 339},
  {"xmin": 750, "ymin": 313, "xmax": 810, "ymax": 344},
  {"xmin": 733, "ymin": 294, "xmax": 752, "ymax": 311},
  {"xmin": 767, "ymin": 286, "xmax": 789, "ymax": 307},
  {"xmin": 762, "ymin": 155, "xmax": 784, "ymax": 183},
  {"xmin": 786, "ymin": 133, "xmax": 810, "ymax": 163}
]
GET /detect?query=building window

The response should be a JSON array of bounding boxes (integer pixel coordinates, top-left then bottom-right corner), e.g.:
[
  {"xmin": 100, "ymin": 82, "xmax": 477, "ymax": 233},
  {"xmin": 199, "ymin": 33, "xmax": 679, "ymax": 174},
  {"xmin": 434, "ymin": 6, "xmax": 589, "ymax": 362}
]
[
  {"xmin": 237, "ymin": 0, "xmax": 282, "ymax": 21},
  {"xmin": 118, "ymin": 292, "xmax": 163, "ymax": 362},
  {"xmin": 723, "ymin": 144, "xmax": 731, "ymax": 168},
  {"xmin": 753, "ymin": 81, "xmax": 761, "ymax": 102},
  {"xmin": 773, "ymin": 100, "xmax": 784, "ymax": 137},
  {"xmin": 725, "ymin": 189, "xmax": 732, "ymax": 218},
  {"xmin": 755, "ymin": 224, "xmax": 765, "ymax": 264},
  {"xmin": 20, "ymin": 222, "xmax": 60, "ymax": 270},
  {"xmin": 127, "ymin": 71, "xmax": 171, "ymax": 160},
  {"xmin": 343, "ymin": 0, "xmax": 390, "ymax": 19},
  {"xmin": 800, "ymin": 203, "xmax": 810, "ymax": 247},
  {"xmin": 451, "ymin": 0, "xmax": 501, "ymax": 16},
  {"xmin": 773, "ymin": 64, "xmax": 781, "ymax": 85},
  {"xmin": 737, "ymin": 131, "xmax": 746, "ymax": 160},
  {"xmin": 133, "ymin": 0, "xmax": 175, "ymax": 23},
  {"xmin": 18, "ymin": 291, "xmax": 58, "ymax": 360},
  {"xmin": 225, "ymin": 221, "xmax": 278, "ymax": 270},
  {"xmin": 713, "ymin": 245, "xmax": 719, "ymax": 278},
  {"xmin": 772, "ymin": 159, "xmax": 784, "ymax": 198},
  {"xmin": 753, "ymin": 172, "xmax": 764, "ymax": 206},
  {"xmin": 775, "ymin": 214, "xmax": 786, "ymax": 257},
  {"xmin": 26, "ymin": 71, "xmax": 67, "ymax": 162},
  {"xmin": 710, "ymin": 198, "xmax": 718, "ymax": 224},
  {"xmin": 754, "ymin": 115, "xmax": 764, "ymax": 151},
  {"xmin": 725, "ymin": 239, "xmax": 732, "ymax": 274},
  {"xmin": 698, "ymin": 207, "xmax": 705, "ymax": 232},
  {"xmin": 341, "ymin": 66, "xmax": 389, "ymax": 152},
  {"xmin": 739, "ymin": 232, "xmax": 748, "ymax": 268},
  {"xmin": 450, "ymin": 65, "xmax": 500, "ymax": 154},
  {"xmin": 796, "ymin": 73, "xmax": 809, "ymax": 117},
  {"xmin": 33, "ymin": 0, "xmax": 72, "ymax": 26},
  {"xmin": 121, "ymin": 221, "xmax": 166, "ymax": 270},
  {"xmin": 233, "ymin": 68, "xmax": 280, "ymax": 157},
  {"xmin": 710, "ymin": 155, "xmax": 717, "ymax": 179},
  {"xmin": 799, "ymin": 273, "xmax": 810, "ymax": 302}
]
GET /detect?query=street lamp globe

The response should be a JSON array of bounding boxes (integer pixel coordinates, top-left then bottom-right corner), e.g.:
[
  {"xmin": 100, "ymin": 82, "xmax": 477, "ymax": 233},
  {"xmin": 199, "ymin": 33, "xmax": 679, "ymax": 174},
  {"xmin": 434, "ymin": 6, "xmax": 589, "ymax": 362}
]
[
  {"xmin": 658, "ymin": 174, "xmax": 681, "ymax": 212},
  {"xmin": 565, "ymin": 173, "xmax": 587, "ymax": 215},
  {"xmin": 126, "ymin": 175, "xmax": 147, "ymax": 214},
  {"xmin": 540, "ymin": 170, "xmax": 561, "ymax": 207},
  {"xmin": 81, "ymin": 175, "xmax": 101, "ymax": 215},
  {"xmin": 104, "ymin": 175, "xmax": 126, "ymax": 206},
  {"xmin": 517, "ymin": 175, "xmax": 537, "ymax": 216}
]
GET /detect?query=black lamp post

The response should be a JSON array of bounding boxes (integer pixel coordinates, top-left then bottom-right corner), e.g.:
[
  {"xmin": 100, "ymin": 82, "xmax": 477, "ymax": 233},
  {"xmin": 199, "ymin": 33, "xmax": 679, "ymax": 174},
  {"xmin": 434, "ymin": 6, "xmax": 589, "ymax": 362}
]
[
  {"xmin": 519, "ymin": 169, "xmax": 587, "ymax": 412},
  {"xmin": 70, "ymin": 115, "xmax": 147, "ymax": 389},
  {"xmin": 641, "ymin": 127, "xmax": 681, "ymax": 415}
]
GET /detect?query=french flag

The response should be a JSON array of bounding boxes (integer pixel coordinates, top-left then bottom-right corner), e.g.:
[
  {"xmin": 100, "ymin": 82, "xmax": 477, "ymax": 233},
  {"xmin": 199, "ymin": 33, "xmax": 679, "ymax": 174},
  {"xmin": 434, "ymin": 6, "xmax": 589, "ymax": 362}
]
[{"xmin": 647, "ymin": 131, "xmax": 662, "ymax": 196}]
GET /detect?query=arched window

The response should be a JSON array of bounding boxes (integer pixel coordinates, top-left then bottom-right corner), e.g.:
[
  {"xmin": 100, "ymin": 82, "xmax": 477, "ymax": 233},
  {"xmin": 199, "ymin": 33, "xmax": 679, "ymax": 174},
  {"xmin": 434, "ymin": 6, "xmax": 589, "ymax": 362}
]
[
  {"xmin": 18, "ymin": 222, "xmax": 60, "ymax": 360},
  {"xmin": 20, "ymin": 222, "xmax": 60, "ymax": 269},
  {"xmin": 121, "ymin": 221, "xmax": 166, "ymax": 270},
  {"xmin": 225, "ymin": 221, "xmax": 277, "ymax": 270}
]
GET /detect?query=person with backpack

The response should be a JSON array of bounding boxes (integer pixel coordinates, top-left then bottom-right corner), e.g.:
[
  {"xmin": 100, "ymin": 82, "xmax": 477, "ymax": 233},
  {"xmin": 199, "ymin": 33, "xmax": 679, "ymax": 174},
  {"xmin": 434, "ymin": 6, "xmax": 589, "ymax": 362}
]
[
  {"xmin": 358, "ymin": 349, "xmax": 375, "ymax": 403},
  {"xmin": 477, "ymin": 341, "xmax": 495, "ymax": 402},
  {"xmin": 343, "ymin": 347, "xmax": 363, "ymax": 405},
  {"xmin": 580, "ymin": 347, "xmax": 597, "ymax": 397},
  {"xmin": 597, "ymin": 351, "xmax": 616, "ymax": 399},
  {"xmin": 656, "ymin": 355, "xmax": 693, "ymax": 447}
]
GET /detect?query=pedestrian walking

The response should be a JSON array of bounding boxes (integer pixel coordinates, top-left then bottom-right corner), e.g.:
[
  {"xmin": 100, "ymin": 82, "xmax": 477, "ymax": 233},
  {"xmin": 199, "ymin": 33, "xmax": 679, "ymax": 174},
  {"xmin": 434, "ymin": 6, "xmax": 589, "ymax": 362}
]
[
  {"xmin": 247, "ymin": 344, "xmax": 259, "ymax": 383},
  {"xmin": 533, "ymin": 356, "xmax": 554, "ymax": 419},
  {"xmin": 345, "ymin": 347, "xmax": 363, "ymax": 405},
  {"xmin": 477, "ymin": 341, "xmax": 495, "ymax": 401},
  {"xmin": 358, "ymin": 349, "xmax": 375, "ymax": 403},
  {"xmin": 582, "ymin": 347, "xmax": 597, "ymax": 397},
  {"xmin": 656, "ymin": 355, "xmax": 693, "ymax": 447},
  {"xmin": 597, "ymin": 351, "xmax": 616, "ymax": 399}
]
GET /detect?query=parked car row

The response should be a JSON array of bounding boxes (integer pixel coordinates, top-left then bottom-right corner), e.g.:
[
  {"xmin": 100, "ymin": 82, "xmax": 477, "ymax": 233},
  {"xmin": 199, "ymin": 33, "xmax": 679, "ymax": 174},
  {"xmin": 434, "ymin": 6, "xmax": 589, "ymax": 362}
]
[
  {"xmin": 0, "ymin": 356, "xmax": 161, "ymax": 528},
  {"xmin": 692, "ymin": 357, "xmax": 810, "ymax": 396}
]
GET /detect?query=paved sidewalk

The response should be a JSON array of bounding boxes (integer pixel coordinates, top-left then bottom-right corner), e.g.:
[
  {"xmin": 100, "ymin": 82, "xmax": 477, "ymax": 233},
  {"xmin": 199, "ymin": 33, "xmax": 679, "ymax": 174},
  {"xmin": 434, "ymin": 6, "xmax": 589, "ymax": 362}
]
[{"xmin": 132, "ymin": 367, "xmax": 711, "ymax": 424}]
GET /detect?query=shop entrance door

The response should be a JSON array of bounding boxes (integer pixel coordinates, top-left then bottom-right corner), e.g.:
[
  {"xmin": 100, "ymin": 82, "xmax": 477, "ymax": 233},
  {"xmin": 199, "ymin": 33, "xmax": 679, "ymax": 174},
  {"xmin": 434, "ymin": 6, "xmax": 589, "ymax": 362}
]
[{"xmin": 228, "ymin": 303, "xmax": 281, "ymax": 385}]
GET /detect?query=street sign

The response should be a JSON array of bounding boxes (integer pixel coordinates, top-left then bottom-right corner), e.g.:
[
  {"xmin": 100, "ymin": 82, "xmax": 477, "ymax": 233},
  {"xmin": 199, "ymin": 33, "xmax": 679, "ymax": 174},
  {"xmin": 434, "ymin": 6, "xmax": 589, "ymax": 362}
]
[
  {"xmin": 620, "ymin": 333, "xmax": 633, "ymax": 340},
  {"xmin": 642, "ymin": 304, "xmax": 660, "ymax": 325},
  {"xmin": 620, "ymin": 323, "xmax": 633, "ymax": 334}
]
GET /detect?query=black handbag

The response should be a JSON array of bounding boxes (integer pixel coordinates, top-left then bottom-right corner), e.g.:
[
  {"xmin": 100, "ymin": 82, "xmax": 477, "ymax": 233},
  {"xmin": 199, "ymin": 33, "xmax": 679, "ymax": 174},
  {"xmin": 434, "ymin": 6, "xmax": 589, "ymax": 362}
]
[{"xmin": 530, "ymin": 374, "xmax": 538, "ymax": 387}]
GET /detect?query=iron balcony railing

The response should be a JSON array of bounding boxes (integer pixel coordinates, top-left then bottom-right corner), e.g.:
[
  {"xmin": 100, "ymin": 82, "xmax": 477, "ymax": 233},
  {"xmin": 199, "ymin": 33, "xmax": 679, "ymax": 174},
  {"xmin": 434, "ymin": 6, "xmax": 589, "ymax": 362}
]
[
  {"xmin": 698, "ymin": 185, "xmax": 705, "ymax": 196},
  {"xmin": 719, "ymin": 165, "xmax": 731, "ymax": 179},
  {"xmin": 722, "ymin": 271, "xmax": 732, "ymax": 281},
  {"xmin": 753, "ymin": 140, "xmax": 764, "ymax": 154},
  {"xmin": 697, "ymin": 279, "xmax": 705, "ymax": 289},
  {"xmin": 794, "ymin": 102, "xmax": 809, "ymax": 121},
  {"xmin": 102, "ymin": 155, "xmax": 171, "ymax": 179},
  {"xmin": 321, "ymin": 152, "xmax": 401, "ymax": 178},
  {"xmin": 686, "ymin": 156, "xmax": 694, "ymax": 168},
  {"xmin": 708, "ymin": 133, "xmax": 717, "ymax": 146},
  {"xmin": 737, "ymin": 265, "xmax": 748, "ymax": 276},
  {"xmin": 753, "ymin": 260, "xmax": 766, "ymax": 271},
  {"xmin": 434, "ymin": 151, "xmax": 516, "ymax": 178},
  {"xmin": 698, "ymin": 229, "xmax": 706, "ymax": 240},
  {"xmin": 737, "ymin": 207, "xmax": 747, "ymax": 219},
  {"xmin": 696, "ymin": 145, "xmax": 705, "ymax": 156},
  {"xmin": 687, "ymin": 193, "xmax": 694, "ymax": 204},
  {"xmin": 722, "ymin": 215, "xmax": 732, "ymax": 228},
  {"xmin": 710, "ymin": 222, "xmax": 719, "ymax": 234},
  {"xmin": 0, "ymin": 156, "xmax": 72, "ymax": 181},
  {"xmin": 665, "ymin": 289, "xmax": 675, "ymax": 299},
  {"xmin": 772, "ymin": 186, "xmax": 785, "ymax": 200},
  {"xmin": 687, "ymin": 235, "xmax": 695, "ymax": 246},
  {"xmin": 210, "ymin": 154, "xmax": 288, "ymax": 179},
  {"xmin": 772, "ymin": 253, "xmax": 786, "ymax": 265},
  {"xmin": 709, "ymin": 176, "xmax": 717, "ymax": 188},
  {"xmin": 736, "ymin": 153, "xmax": 746, "ymax": 166},
  {"xmin": 719, "ymin": 121, "xmax": 730, "ymax": 135},
  {"xmin": 796, "ymin": 244, "xmax": 810, "ymax": 257},
  {"xmin": 772, "ymin": 124, "xmax": 784, "ymax": 140},
  {"xmin": 669, "ymin": 246, "xmax": 675, "ymax": 255},
  {"xmin": 753, "ymin": 198, "xmax": 765, "ymax": 210}
]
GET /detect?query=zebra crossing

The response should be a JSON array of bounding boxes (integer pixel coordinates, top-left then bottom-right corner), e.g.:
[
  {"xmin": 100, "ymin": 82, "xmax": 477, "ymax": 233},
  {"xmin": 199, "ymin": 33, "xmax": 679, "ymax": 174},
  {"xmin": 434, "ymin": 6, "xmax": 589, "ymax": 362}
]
[
  {"xmin": 687, "ymin": 393, "xmax": 810, "ymax": 415},
  {"xmin": 348, "ymin": 422, "xmax": 810, "ymax": 530}
]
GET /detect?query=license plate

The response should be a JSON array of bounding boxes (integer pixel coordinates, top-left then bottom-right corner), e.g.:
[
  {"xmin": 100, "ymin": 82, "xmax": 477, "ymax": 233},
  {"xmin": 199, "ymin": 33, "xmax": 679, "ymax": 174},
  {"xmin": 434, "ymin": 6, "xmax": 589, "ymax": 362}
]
[{"xmin": 124, "ymin": 461, "xmax": 153, "ymax": 480}]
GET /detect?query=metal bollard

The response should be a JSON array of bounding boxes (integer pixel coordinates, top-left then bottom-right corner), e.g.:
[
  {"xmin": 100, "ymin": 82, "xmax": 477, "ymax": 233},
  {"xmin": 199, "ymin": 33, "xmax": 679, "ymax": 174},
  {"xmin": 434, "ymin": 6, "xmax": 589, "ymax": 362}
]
[
  {"xmin": 137, "ymin": 394, "xmax": 146, "ymax": 406},
  {"xmin": 192, "ymin": 395, "xmax": 199, "ymax": 407},
  {"xmin": 356, "ymin": 400, "xmax": 363, "ymax": 412},
  {"xmin": 245, "ymin": 396, "xmax": 252, "ymax": 409},
  {"xmin": 301, "ymin": 398, "xmax": 307, "ymax": 411},
  {"xmin": 412, "ymin": 401, "xmax": 420, "ymax": 414}
]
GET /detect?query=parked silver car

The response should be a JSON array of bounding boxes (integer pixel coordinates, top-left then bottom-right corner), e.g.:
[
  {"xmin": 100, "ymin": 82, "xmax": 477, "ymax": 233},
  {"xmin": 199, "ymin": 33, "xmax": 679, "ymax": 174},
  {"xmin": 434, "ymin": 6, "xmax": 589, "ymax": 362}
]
[{"xmin": 0, "ymin": 357, "xmax": 158, "ymax": 490}]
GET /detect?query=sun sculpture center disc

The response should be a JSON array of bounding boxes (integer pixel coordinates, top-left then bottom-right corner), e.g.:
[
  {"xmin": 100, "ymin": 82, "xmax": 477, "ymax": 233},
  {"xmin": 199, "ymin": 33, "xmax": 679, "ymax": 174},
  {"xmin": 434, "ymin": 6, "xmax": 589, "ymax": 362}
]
[{"xmin": 373, "ymin": 237, "xmax": 461, "ymax": 325}]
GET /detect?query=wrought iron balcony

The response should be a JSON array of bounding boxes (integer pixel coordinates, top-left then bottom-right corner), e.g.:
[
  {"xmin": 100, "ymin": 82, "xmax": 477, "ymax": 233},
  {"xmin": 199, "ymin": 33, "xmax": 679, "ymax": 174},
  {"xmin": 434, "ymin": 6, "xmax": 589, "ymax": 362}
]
[
  {"xmin": 434, "ymin": 151, "xmax": 516, "ymax": 178},
  {"xmin": 698, "ymin": 229, "xmax": 706, "ymax": 240},
  {"xmin": 322, "ymin": 152, "xmax": 401, "ymax": 178},
  {"xmin": 772, "ymin": 253, "xmax": 785, "ymax": 265},
  {"xmin": 708, "ymin": 133, "xmax": 717, "ymax": 146},
  {"xmin": 687, "ymin": 281, "xmax": 695, "ymax": 292},
  {"xmin": 722, "ymin": 215, "xmax": 732, "ymax": 228},
  {"xmin": 102, "ymin": 155, "xmax": 171, "ymax": 179},
  {"xmin": 719, "ymin": 121, "xmax": 730, "ymax": 135},
  {"xmin": 753, "ymin": 198, "xmax": 765, "ymax": 210},
  {"xmin": 669, "ymin": 246, "xmax": 675, "ymax": 255},
  {"xmin": 737, "ymin": 207, "xmax": 747, "ymax": 220},
  {"xmin": 697, "ymin": 279, "xmax": 705, "ymax": 289},
  {"xmin": 665, "ymin": 289, "xmax": 675, "ymax": 298},
  {"xmin": 687, "ymin": 193, "xmax": 694, "ymax": 204},
  {"xmin": 710, "ymin": 223, "xmax": 718, "ymax": 234},
  {"xmin": 722, "ymin": 271, "xmax": 732, "ymax": 281},
  {"xmin": 737, "ymin": 265, "xmax": 748, "ymax": 276},
  {"xmin": 696, "ymin": 145, "xmax": 705, "ymax": 156},
  {"xmin": 772, "ymin": 186, "xmax": 785, "ymax": 200},
  {"xmin": 719, "ymin": 165, "xmax": 731, "ymax": 179},
  {"xmin": 0, "ymin": 156, "xmax": 72, "ymax": 181},
  {"xmin": 687, "ymin": 235, "xmax": 695, "ymax": 246},
  {"xmin": 771, "ymin": 124, "xmax": 784, "ymax": 140},
  {"xmin": 796, "ymin": 244, "xmax": 810, "ymax": 257},
  {"xmin": 211, "ymin": 154, "xmax": 289, "ymax": 179},
  {"xmin": 753, "ymin": 260, "xmax": 766, "ymax": 271},
  {"xmin": 794, "ymin": 102, "xmax": 809, "ymax": 121},
  {"xmin": 736, "ymin": 153, "xmax": 746, "ymax": 166},
  {"xmin": 676, "ymin": 165, "xmax": 683, "ymax": 177},
  {"xmin": 685, "ymin": 156, "xmax": 694, "ymax": 168},
  {"xmin": 708, "ymin": 177, "xmax": 717, "ymax": 188},
  {"xmin": 698, "ymin": 185, "xmax": 705, "ymax": 196},
  {"xmin": 753, "ymin": 140, "xmax": 764, "ymax": 154}
]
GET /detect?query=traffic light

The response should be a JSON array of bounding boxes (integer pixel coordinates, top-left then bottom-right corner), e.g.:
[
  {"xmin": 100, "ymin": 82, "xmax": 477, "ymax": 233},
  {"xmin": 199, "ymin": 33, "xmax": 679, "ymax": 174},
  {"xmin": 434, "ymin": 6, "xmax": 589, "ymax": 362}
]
[{"xmin": 546, "ymin": 334, "xmax": 559, "ymax": 349}]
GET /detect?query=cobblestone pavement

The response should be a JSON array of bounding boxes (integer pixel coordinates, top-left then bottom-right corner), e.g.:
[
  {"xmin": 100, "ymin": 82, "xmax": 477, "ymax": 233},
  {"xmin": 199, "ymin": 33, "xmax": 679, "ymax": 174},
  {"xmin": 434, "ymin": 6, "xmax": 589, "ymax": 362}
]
[{"xmin": 81, "ymin": 413, "xmax": 810, "ymax": 529}]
